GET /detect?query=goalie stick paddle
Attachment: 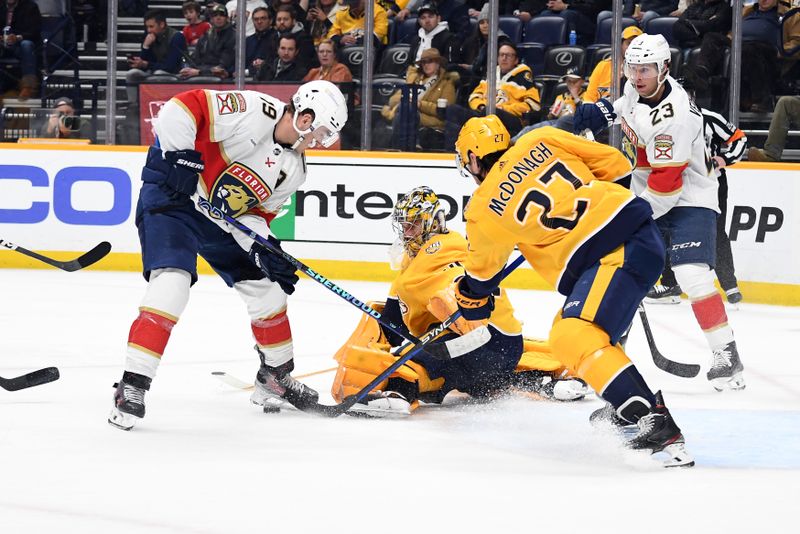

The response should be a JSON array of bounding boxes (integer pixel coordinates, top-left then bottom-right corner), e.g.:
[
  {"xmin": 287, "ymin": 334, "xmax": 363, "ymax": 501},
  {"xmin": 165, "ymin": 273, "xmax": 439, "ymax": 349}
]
[
  {"xmin": 0, "ymin": 367, "xmax": 60, "ymax": 391},
  {"xmin": 638, "ymin": 304, "xmax": 701, "ymax": 378},
  {"xmin": 194, "ymin": 191, "xmax": 526, "ymax": 415},
  {"xmin": 0, "ymin": 239, "xmax": 111, "ymax": 272}
]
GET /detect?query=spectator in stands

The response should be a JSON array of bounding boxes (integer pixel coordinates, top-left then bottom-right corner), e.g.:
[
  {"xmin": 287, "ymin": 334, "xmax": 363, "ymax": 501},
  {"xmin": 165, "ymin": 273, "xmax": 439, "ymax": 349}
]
[
  {"xmin": 275, "ymin": 4, "xmax": 316, "ymax": 68},
  {"xmin": 182, "ymin": 1, "xmax": 211, "ymax": 46},
  {"xmin": 740, "ymin": 0, "xmax": 782, "ymax": 112},
  {"xmin": 180, "ymin": 3, "xmax": 235, "ymax": 80},
  {"xmin": 245, "ymin": 6, "xmax": 276, "ymax": 75},
  {"xmin": 255, "ymin": 33, "xmax": 308, "ymax": 80},
  {"xmin": 307, "ymin": 0, "xmax": 345, "ymax": 46},
  {"xmin": 511, "ymin": 1, "xmax": 549, "ymax": 23},
  {"xmin": 673, "ymin": 0, "xmax": 732, "ymax": 49},
  {"xmin": 303, "ymin": 38, "xmax": 353, "ymax": 81},
  {"xmin": 458, "ymin": 4, "xmax": 511, "ymax": 82},
  {"xmin": 381, "ymin": 47, "xmax": 458, "ymax": 149},
  {"xmin": 39, "ymin": 96, "xmax": 91, "ymax": 139},
  {"xmin": 537, "ymin": 0, "xmax": 603, "ymax": 46},
  {"xmin": 513, "ymin": 66, "xmax": 585, "ymax": 140},
  {"xmin": 554, "ymin": 25, "xmax": 641, "ymax": 133},
  {"xmin": 406, "ymin": 3, "xmax": 458, "ymax": 67},
  {"xmin": 126, "ymin": 10, "xmax": 187, "ymax": 105},
  {"xmin": 327, "ymin": 0, "xmax": 389, "ymax": 49},
  {"xmin": 780, "ymin": 3, "xmax": 800, "ymax": 78},
  {"xmin": 0, "ymin": 0, "xmax": 41, "ymax": 100},
  {"xmin": 597, "ymin": 0, "xmax": 679, "ymax": 30},
  {"xmin": 396, "ymin": 0, "xmax": 470, "ymax": 38},
  {"xmin": 270, "ymin": 0, "xmax": 308, "ymax": 22},
  {"xmin": 747, "ymin": 95, "xmax": 800, "ymax": 162},
  {"xmin": 444, "ymin": 42, "xmax": 541, "ymax": 146},
  {"xmin": 226, "ymin": 0, "xmax": 268, "ymax": 37}
]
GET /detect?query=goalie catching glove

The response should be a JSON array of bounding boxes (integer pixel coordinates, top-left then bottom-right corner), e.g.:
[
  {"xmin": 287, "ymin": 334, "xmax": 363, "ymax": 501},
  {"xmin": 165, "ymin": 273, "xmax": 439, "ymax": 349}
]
[{"xmin": 249, "ymin": 236, "xmax": 299, "ymax": 295}]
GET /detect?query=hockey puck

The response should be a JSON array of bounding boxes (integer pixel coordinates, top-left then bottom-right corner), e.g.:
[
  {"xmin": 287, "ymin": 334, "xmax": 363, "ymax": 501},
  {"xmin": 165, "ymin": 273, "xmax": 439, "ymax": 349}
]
[{"xmin": 263, "ymin": 404, "xmax": 281, "ymax": 414}]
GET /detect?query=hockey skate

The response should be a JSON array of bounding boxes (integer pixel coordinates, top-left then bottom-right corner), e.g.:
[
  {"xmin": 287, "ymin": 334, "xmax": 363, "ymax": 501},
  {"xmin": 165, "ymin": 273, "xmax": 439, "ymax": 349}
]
[
  {"xmin": 644, "ymin": 284, "xmax": 682, "ymax": 304},
  {"xmin": 108, "ymin": 372, "xmax": 151, "ymax": 431},
  {"xmin": 250, "ymin": 347, "xmax": 319, "ymax": 411},
  {"xmin": 589, "ymin": 403, "xmax": 635, "ymax": 431},
  {"xmin": 626, "ymin": 391, "xmax": 695, "ymax": 468},
  {"xmin": 346, "ymin": 390, "xmax": 415, "ymax": 418},
  {"xmin": 707, "ymin": 341, "xmax": 746, "ymax": 391}
]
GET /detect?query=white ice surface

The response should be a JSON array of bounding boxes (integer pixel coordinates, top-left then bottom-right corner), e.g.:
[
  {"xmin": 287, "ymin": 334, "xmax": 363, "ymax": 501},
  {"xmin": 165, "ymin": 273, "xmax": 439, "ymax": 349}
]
[{"xmin": 1, "ymin": 269, "xmax": 798, "ymax": 533}]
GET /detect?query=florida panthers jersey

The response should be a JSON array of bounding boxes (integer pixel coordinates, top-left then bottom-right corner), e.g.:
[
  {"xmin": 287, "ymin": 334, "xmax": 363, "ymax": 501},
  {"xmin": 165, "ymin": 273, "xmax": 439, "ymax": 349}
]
[
  {"xmin": 613, "ymin": 76, "xmax": 717, "ymax": 219},
  {"xmin": 463, "ymin": 126, "xmax": 652, "ymax": 296},
  {"xmin": 154, "ymin": 89, "xmax": 305, "ymax": 237},
  {"xmin": 388, "ymin": 231, "xmax": 521, "ymax": 337}
]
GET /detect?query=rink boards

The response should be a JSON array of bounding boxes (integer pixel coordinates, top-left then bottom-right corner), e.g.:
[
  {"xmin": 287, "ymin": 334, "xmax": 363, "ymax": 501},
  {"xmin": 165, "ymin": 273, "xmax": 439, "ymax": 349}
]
[{"xmin": 0, "ymin": 143, "xmax": 797, "ymax": 305}]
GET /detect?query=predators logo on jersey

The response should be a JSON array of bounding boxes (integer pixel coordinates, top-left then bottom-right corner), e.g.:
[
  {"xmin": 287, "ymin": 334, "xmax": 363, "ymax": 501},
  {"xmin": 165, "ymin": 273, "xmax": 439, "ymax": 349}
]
[{"xmin": 210, "ymin": 162, "xmax": 272, "ymax": 217}]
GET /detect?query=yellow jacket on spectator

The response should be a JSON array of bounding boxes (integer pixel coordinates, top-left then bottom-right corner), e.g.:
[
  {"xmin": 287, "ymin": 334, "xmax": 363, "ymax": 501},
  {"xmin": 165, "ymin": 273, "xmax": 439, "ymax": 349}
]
[
  {"xmin": 327, "ymin": 2, "xmax": 389, "ymax": 45},
  {"xmin": 583, "ymin": 58, "xmax": 612, "ymax": 103},
  {"xmin": 468, "ymin": 64, "xmax": 541, "ymax": 118},
  {"xmin": 549, "ymin": 88, "xmax": 585, "ymax": 119}
]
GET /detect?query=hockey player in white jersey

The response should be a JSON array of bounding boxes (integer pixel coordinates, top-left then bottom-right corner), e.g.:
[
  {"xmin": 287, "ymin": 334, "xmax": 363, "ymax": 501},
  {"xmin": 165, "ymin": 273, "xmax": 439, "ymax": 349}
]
[
  {"xmin": 108, "ymin": 81, "xmax": 348, "ymax": 430},
  {"xmin": 573, "ymin": 33, "xmax": 745, "ymax": 392}
]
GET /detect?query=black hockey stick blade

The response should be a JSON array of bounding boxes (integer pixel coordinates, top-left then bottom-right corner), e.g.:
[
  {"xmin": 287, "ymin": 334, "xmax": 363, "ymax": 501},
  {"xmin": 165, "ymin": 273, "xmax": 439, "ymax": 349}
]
[
  {"xmin": 0, "ymin": 367, "xmax": 60, "ymax": 391},
  {"xmin": 638, "ymin": 306, "xmax": 701, "ymax": 378},
  {"xmin": 5, "ymin": 241, "xmax": 112, "ymax": 272}
]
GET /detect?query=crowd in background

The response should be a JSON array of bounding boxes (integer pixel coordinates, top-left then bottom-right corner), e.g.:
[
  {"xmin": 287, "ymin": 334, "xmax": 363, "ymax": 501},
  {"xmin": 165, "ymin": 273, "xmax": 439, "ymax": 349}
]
[{"xmin": 0, "ymin": 0, "xmax": 798, "ymax": 156}]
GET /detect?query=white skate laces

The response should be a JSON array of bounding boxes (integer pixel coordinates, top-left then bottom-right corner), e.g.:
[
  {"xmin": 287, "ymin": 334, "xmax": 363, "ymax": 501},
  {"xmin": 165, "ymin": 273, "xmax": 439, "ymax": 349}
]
[{"xmin": 122, "ymin": 384, "xmax": 145, "ymax": 405}]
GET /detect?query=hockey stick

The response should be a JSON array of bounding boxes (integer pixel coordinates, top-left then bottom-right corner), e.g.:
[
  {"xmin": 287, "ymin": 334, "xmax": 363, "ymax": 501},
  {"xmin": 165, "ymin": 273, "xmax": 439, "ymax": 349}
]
[
  {"xmin": 194, "ymin": 191, "xmax": 526, "ymax": 415},
  {"xmin": 0, "ymin": 239, "xmax": 111, "ymax": 272},
  {"xmin": 638, "ymin": 304, "xmax": 700, "ymax": 378},
  {"xmin": 212, "ymin": 367, "xmax": 337, "ymax": 391},
  {"xmin": 0, "ymin": 367, "xmax": 60, "ymax": 391}
]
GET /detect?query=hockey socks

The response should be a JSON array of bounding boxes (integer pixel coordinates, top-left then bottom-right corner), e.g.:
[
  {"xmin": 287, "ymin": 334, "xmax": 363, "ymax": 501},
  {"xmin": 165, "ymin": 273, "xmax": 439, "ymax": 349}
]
[
  {"xmin": 252, "ymin": 310, "xmax": 294, "ymax": 367},
  {"xmin": 126, "ymin": 309, "xmax": 177, "ymax": 377},
  {"xmin": 691, "ymin": 293, "xmax": 734, "ymax": 349}
]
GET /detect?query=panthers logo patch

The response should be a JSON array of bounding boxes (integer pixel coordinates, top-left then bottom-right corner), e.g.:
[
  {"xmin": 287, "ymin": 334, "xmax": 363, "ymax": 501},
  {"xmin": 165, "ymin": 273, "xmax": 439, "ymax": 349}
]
[
  {"xmin": 620, "ymin": 118, "xmax": 638, "ymax": 168},
  {"xmin": 210, "ymin": 162, "xmax": 271, "ymax": 217}
]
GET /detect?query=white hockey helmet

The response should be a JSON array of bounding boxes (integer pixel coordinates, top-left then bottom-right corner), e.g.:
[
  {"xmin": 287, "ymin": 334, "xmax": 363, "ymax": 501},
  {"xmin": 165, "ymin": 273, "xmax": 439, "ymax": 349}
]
[
  {"xmin": 624, "ymin": 33, "xmax": 671, "ymax": 77},
  {"xmin": 290, "ymin": 80, "xmax": 348, "ymax": 148}
]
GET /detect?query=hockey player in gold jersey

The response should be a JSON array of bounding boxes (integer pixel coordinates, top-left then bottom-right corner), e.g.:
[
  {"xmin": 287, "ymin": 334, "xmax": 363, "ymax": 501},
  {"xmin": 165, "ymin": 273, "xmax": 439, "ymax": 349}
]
[
  {"xmin": 450, "ymin": 116, "xmax": 694, "ymax": 467},
  {"xmin": 331, "ymin": 187, "xmax": 589, "ymax": 417}
]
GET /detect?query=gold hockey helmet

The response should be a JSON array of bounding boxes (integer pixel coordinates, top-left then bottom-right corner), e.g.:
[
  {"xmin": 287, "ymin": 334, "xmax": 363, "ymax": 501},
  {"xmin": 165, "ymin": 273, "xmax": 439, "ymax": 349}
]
[{"xmin": 454, "ymin": 115, "xmax": 510, "ymax": 181}]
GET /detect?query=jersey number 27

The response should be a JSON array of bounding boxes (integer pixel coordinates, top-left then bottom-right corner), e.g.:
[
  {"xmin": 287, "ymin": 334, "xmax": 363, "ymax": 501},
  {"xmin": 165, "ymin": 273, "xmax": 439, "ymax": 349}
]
[{"xmin": 515, "ymin": 161, "xmax": 588, "ymax": 231}]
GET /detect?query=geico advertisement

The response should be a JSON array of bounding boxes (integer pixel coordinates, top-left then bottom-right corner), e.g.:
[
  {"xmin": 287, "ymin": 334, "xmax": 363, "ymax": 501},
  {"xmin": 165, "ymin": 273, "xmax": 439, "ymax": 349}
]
[{"xmin": 0, "ymin": 147, "xmax": 796, "ymax": 285}]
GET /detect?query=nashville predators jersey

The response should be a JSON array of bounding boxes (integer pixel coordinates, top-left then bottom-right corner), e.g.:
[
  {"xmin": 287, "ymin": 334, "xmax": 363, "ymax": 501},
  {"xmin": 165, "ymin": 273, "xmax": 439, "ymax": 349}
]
[
  {"xmin": 469, "ymin": 64, "xmax": 542, "ymax": 117},
  {"xmin": 155, "ymin": 89, "xmax": 306, "ymax": 222},
  {"xmin": 464, "ymin": 126, "xmax": 653, "ymax": 296},
  {"xmin": 388, "ymin": 231, "xmax": 521, "ymax": 337},
  {"xmin": 613, "ymin": 76, "xmax": 717, "ymax": 219}
]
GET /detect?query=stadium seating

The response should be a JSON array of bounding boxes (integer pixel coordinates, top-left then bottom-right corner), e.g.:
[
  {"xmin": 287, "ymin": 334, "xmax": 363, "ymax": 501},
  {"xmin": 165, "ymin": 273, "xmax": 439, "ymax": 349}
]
[
  {"xmin": 379, "ymin": 44, "xmax": 411, "ymax": 76},
  {"xmin": 371, "ymin": 75, "xmax": 405, "ymax": 106},
  {"xmin": 595, "ymin": 17, "xmax": 637, "ymax": 44},
  {"xmin": 499, "ymin": 16, "xmax": 524, "ymax": 43},
  {"xmin": 523, "ymin": 17, "xmax": 568, "ymax": 46},
  {"xmin": 396, "ymin": 17, "xmax": 419, "ymax": 44},
  {"xmin": 644, "ymin": 17, "xmax": 679, "ymax": 47},
  {"xmin": 586, "ymin": 45, "xmax": 612, "ymax": 73},
  {"xmin": 517, "ymin": 42, "xmax": 547, "ymax": 75},
  {"xmin": 542, "ymin": 46, "xmax": 586, "ymax": 77},
  {"xmin": 340, "ymin": 46, "xmax": 367, "ymax": 77}
]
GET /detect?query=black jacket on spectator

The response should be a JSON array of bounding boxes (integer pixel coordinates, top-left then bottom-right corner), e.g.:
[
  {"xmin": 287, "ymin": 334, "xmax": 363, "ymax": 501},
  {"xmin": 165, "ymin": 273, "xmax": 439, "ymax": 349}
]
[
  {"xmin": 0, "ymin": 0, "xmax": 42, "ymax": 44},
  {"xmin": 618, "ymin": 0, "xmax": 679, "ymax": 16},
  {"xmin": 256, "ymin": 58, "xmax": 308, "ymax": 81},
  {"xmin": 246, "ymin": 27, "xmax": 279, "ymax": 68},
  {"xmin": 407, "ymin": 26, "xmax": 459, "ymax": 67},
  {"xmin": 190, "ymin": 23, "xmax": 236, "ymax": 75},
  {"xmin": 674, "ymin": 0, "xmax": 732, "ymax": 48},
  {"xmin": 140, "ymin": 27, "xmax": 186, "ymax": 73},
  {"xmin": 566, "ymin": 0, "xmax": 611, "ymax": 21}
]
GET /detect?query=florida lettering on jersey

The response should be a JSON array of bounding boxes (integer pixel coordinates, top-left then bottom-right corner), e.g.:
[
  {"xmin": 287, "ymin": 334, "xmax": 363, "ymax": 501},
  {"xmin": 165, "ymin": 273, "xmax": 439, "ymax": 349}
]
[
  {"xmin": 464, "ymin": 126, "xmax": 653, "ymax": 296},
  {"xmin": 155, "ymin": 89, "xmax": 307, "ymax": 224}
]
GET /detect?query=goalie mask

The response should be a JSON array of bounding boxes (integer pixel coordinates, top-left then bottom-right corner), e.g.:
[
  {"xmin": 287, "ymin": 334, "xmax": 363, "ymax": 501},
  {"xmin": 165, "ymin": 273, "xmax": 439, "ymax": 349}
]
[
  {"xmin": 290, "ymin": 80, "xmax": 348, "ymax": 149},
  {"xmin": 392, "ymin": 187, "xmax": 447, "ymax": 257}
]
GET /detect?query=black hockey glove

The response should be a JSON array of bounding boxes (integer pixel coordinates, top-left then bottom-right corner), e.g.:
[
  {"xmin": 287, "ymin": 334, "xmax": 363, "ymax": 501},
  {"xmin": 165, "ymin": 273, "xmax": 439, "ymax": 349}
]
[
  {"xmin": 142, "ymin": 146, "xmax": 204, "ymax": 199},
  {"xmin": 249, "ymin": 236, "xmax": 300, "ymax": 295},
  {"xmin": 453, "ymin": 276, "xmax": 495, "ymax": 321},
  {"xmin": 573, "ymin": 98, "xmax": 616, "ymax": 137}
]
